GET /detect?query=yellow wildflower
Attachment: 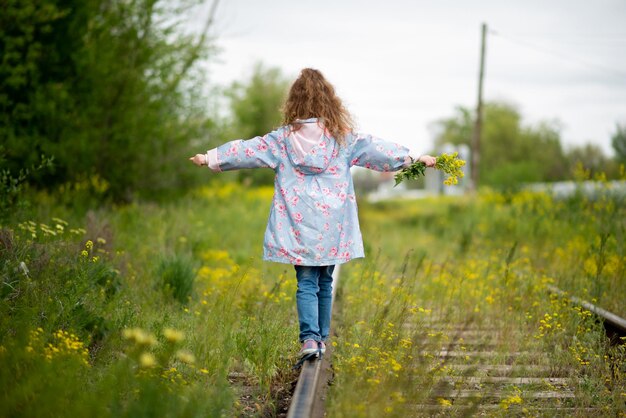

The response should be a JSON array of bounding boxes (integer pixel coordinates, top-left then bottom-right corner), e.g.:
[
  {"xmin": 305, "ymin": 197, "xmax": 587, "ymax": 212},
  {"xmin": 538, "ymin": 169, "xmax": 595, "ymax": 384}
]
[
  {"xmin": 437, "ymin": 398, "xmax": 452, "ymax": 407},
  {"xmin": 175, "ymin": 350, "xmax": 196, "ymax": 364},
  {"xmin": 500, "ymin": 395, "xmax": 522, "ymax": 410},
  {"xmin": 139, "ymin": 353, "xmax": 156, "ymax": 368},
  {"xmin": 163, "ymin": 328, "xmax": 185, "ymax": 343},
  {"xmin": 122, "ymin": 328, "xmax": 157, "ymax": 347}
]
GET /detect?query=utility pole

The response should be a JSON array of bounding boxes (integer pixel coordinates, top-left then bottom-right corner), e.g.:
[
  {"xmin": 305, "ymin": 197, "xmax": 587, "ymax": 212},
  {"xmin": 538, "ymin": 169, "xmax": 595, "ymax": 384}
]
[{"xmin": 471, "ymin": 22, "xmax": 487, "ymax": 192}]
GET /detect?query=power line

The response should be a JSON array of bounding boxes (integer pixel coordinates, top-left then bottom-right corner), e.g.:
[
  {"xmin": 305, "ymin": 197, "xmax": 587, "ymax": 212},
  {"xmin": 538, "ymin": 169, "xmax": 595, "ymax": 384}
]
[
  {"xmin": 496, "ymin": 32, "xmax": 626, "ymax": 41},
  {"xmin": 535, "ymin": 38, "xmax": 626, "ymax": 47},
  {"xmin": 492, "ymin": 32, "xmax": 626, "ymax": 46},
  {"xmin": 489, "ymin": 28, "xmax": 626, "ymax": 83}
]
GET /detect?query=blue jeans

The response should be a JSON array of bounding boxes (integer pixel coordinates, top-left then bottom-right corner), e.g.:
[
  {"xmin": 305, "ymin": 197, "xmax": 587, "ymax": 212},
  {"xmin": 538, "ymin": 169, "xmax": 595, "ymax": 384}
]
[{"xmin": 294, "ymin": 265, "xmax": 335, "ymax": 343}]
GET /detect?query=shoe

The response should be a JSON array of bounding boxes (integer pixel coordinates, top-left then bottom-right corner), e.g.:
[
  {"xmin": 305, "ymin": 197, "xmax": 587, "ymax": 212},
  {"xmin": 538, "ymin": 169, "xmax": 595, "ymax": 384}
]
[
  {"xmin": 318, "ymin": 341, "xmax": 326, "ymax": 354},
  {"xmin": 298, "ymin": 339, "xmax": 319, "ymax": 358}
]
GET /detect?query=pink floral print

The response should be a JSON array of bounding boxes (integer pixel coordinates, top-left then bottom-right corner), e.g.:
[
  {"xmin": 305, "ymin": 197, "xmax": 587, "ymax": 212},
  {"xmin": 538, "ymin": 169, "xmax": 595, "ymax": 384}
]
[{"xmin": 208, "ymin": 118, "xmax": 410, "ymax": 265}]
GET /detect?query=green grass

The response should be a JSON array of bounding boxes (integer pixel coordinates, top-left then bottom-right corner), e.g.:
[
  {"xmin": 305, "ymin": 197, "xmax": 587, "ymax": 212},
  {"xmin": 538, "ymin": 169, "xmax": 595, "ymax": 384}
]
[
  {"xmin": 327, "ymin": 186, "xmax": 625, "ymax": 417},
  {"xmin": 157, "ymin": 255, "xmax": 196, "ymax": 304},
  {"xmin": 0, "ymin": 181, "xmax": 298, "ymax": 417},
  {"xmin": 2, "ymin": 180, "xmax": 624, "ymax": 417}
]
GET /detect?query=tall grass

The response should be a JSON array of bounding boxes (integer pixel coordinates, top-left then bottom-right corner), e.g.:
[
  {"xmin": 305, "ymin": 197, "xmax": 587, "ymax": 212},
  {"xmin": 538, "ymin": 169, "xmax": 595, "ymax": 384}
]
[
  {"xmin": 327, "ymin": 184, "xmax": 625, "ymax": 417},
  {"xmin": 2, "ymin": 178, "xmax": 624, "ymax": 416},
  {"xmin": 0, "ymin": 181, "xmax": 299, "ymax": 417},
  {"xmin": 157, "ymin": 255, "xmax": 196, "ymax": 304}
]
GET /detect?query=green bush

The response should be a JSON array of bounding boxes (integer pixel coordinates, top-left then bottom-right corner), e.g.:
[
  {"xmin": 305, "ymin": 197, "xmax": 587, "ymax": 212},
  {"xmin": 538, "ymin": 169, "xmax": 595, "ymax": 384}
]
[
  {"xmin": 157, "ymin": 255, "xmax": 195, "ymax": 305},
  {"xmin": 0, "ymin": 0, "xmax": 215, "ymax": 201}
]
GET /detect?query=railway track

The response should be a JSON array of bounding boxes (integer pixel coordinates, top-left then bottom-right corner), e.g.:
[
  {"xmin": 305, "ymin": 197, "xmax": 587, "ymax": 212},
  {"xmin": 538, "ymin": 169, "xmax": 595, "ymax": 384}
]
[
  {"xmin": 286, "ymin": 265, "xmax": 340, "ymax": 418},
  {"xmin": 408, "ymin": 318, "xmax": 579, "ymax": 415},
  {"xmin": 405, "ymin": 287, "xmax": 626, "ymax": 415},
  {"xmin": 285, "ymin": 277, "xmax": 626, "ymax": 417}
]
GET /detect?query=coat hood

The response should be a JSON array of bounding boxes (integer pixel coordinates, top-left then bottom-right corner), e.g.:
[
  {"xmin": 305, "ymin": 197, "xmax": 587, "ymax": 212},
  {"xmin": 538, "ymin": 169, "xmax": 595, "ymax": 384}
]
[{"xmin": 285, "ymin": 118, "xmax": 337, "ymax": 174}]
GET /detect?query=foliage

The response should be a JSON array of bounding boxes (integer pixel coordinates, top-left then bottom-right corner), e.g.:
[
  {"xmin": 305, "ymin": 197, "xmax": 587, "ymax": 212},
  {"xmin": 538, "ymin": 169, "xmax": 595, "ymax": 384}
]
[
  {"xmin": 394, "ymin": 152, "xmax": 466, "ymax": 187},
  {"xmin": 0, "ymin": 148, "xmax": 53, "ymax": 218},
  {"xmin": 433, "ymin": 102, "xmax": 569, "ymax": 188},
  {"xmin": 0, "ymin": 183, "xmax": 298, "ymax": 416},
  {"xmin": 611, "ymin": 123, "xmax": 626, "ymax": 164},
  {"xmin": 225, "ymin": 63, "xmax": 289, "ymax": 141},
  {"xmin": 221, "ymin": 62, "xmax": 289, "ymax": 186},
  {"xmin": 394, "ymin": 161, "xmax": 426, "ymax": 186},
  {"xmin": 566, "ymin": 142, "xmax": 619, "ymax": 179},
  {"xmin": 0, "ymin": 0, "xmax": 214, "ymax": 202}
]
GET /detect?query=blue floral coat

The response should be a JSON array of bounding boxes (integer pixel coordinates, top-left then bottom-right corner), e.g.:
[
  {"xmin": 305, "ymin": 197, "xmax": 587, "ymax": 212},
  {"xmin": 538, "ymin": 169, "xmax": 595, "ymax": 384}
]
[{"xmin": 206, "ymin": 118, "xmax": 411, "ymax": 266}]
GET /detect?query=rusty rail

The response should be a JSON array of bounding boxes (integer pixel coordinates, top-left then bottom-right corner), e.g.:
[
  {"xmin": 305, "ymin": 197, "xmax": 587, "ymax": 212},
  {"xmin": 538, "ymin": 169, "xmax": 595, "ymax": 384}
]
[
  {"xmin": 548, "ymin": 285, "xmax": 626, "ymax": 341},
  {"xmin": 286, "ymin": 265, "xmax": 340, "ymax": 418}
]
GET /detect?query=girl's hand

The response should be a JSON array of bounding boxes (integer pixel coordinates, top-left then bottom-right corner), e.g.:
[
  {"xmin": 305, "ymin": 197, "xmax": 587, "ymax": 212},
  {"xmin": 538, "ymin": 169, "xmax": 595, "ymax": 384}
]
[
  {"xmin": 189, "ymin": 154, "xmax": 207, "ymax": 167},
  {"xmin": 418, "ymin": 155, "xmax": 437, "ymax": 168}
]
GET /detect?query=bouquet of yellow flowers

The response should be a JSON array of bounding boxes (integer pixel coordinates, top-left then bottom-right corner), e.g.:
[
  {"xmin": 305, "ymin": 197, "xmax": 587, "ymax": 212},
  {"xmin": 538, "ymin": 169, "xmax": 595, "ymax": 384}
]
[{"xmin": 394, "ymin": 152, "xmax": 466, "ymax": 187}]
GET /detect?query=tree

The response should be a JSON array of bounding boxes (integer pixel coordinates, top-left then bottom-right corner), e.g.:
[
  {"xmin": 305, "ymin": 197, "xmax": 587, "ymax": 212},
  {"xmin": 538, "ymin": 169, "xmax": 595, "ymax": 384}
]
[
  {"xmin": 611, "ymin": 123, "xmax": 626, "ymax": 164},
  {"xmin": 0, "ymin": 0, "xmax": 216, "ymax": 202},
  {"xmin": 567, "ymin": 143, "xmax": 618, "ymax": 179},
  {"xmin": 433, "ymin": 102, "xmax": 568, "ymax": 188},
  {"xmin": 222, "ymin": 63, "xmax": 289, "ymax": 185}
]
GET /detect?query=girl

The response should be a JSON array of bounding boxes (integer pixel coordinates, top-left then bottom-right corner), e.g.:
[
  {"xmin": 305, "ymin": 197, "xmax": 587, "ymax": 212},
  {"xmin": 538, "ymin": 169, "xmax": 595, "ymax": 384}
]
[{"xmin": 190, "ymin": 68, "xmax": 436, "ymax": 358}]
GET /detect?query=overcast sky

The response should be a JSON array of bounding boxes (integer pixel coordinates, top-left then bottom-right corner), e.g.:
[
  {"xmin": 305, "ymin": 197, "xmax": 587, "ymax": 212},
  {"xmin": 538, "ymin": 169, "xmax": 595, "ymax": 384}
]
[{"xmin": 192, "ymin": 0, "xmax": 626, "ymax": 156}]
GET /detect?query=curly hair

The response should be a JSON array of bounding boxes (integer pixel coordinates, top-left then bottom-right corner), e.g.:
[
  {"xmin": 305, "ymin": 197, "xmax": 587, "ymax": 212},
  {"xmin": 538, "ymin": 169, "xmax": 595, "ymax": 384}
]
[{"xmin": 282, "ymin": 68, "xmax": 354, "ymax": 145}]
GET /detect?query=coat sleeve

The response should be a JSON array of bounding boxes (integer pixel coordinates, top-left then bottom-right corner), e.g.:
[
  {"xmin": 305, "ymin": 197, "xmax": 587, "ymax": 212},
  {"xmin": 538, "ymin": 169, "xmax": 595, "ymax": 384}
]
[
  {"xmin": 346, "ymin": 133, "xmax": 411, "ymax": 172},
  {"xmin": 206, "ymin": 128, "xmax": 285, "ymax": 172}
]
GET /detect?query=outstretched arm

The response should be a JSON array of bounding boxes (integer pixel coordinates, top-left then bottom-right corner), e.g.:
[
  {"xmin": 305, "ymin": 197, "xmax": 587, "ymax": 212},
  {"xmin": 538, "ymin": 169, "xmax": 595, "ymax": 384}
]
[
  {"xmin": 189, "ymin": 128, "xmax": 286, "ymax": 172},
  {"xmin": 348, "ymin": 133, "xmax": 435, "ymax": 171}
]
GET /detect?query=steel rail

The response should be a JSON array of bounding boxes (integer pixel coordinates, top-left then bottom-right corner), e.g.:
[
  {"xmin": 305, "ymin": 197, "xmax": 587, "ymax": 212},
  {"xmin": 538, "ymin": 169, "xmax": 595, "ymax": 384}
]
[
  {"xmin": 286, "ymin": 265, "xmax": 340, "ymax": 418},
  {"xmin": 547, "ymin": 285, "xmax": 626, "ymax": 336}
]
